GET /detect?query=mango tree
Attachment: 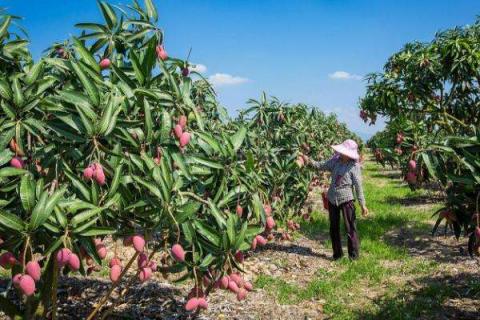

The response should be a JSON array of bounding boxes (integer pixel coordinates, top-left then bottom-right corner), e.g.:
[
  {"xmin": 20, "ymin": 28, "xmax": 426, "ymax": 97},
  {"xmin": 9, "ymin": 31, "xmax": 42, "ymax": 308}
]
[
  {"xmin": 0, "ymin": 1, "xmax": 360, "ymax": 318},
  {"xmin": 360, "ymin": 18, "xmax": 480, "ymax": 254}
]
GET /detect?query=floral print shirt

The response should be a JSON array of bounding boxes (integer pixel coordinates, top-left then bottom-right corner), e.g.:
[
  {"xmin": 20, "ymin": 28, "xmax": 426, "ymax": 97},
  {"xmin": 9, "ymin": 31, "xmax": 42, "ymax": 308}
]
[{"xmin": 311, "ymin": 157, "xmax": 366, "ymax": 207}]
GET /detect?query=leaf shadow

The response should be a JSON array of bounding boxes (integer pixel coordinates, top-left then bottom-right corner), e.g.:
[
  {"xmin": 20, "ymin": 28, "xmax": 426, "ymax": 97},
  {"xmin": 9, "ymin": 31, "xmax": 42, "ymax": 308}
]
[
  {"xmin": 255, "ymin": 242, "xmax": 331, "ymax": 260},
  {"xmin": 355, "ymin": 272, "xmax": 480, "ymax": 320},
  {"xmin": 0, "ymin": 276, "xmax": 190, "ymax": 320}
]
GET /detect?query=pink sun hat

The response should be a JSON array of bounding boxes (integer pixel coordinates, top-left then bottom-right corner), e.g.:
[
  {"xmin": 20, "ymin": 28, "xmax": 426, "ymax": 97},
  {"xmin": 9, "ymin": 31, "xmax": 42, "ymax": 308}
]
[{"xmin": 331, "ymin": 139, "xmax": 359, "ymax": 160}]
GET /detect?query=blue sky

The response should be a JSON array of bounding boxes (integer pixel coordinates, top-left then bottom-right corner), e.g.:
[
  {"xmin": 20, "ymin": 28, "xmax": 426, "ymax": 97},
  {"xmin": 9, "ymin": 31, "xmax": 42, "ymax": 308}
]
[{"xmin": 4, "ymin": 0, "xmax": 480, "ymax": 140}]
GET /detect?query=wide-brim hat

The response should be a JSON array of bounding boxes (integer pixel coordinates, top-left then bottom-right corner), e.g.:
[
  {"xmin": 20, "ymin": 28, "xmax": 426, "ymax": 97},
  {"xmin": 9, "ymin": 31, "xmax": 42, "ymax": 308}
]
[{"xmin": 331, "ymin": 139, "xmax": 359, "ymax": 160}]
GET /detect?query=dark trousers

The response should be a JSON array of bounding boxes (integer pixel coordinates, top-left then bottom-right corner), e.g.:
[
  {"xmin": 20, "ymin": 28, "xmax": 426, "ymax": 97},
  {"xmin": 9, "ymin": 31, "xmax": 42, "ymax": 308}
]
[{"xmin": 328, "ymin": 200, "xmax": 359, "ymax": 259}]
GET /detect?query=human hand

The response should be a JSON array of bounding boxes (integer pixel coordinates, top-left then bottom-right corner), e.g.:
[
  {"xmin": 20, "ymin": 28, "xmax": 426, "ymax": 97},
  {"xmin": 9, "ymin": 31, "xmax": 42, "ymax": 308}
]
[
  {"xmin": 361, "ymin": 206, "xmax": 369, "ymax": 217},
  {"xmin": 302, "ymin": 154, "xmax": 310, "ymax": 164}
]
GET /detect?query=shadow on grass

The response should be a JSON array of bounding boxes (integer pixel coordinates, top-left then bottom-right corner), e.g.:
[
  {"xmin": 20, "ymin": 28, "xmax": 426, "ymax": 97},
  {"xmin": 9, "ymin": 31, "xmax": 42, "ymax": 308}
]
[
  {"xmin": 383, "ymin": 194, "xmax": 444, "ymax": 207},
  {"xmin": 256, "ymin": 242, "xmax": 331, "ymax": 260},
  {"xmin": 0, "ymin": 276, "xmax": 186, "ymax": 320},
  {"xmin": 355, "ymin": 272, "xmax": 480, "ymax": 320},
  {"xmin": 382, "ymin": 223, "xmax": 473, "ymax": 264},
  {"xmin": 369, "ymin": 172, "xmax": 401, "ymax": 180}
]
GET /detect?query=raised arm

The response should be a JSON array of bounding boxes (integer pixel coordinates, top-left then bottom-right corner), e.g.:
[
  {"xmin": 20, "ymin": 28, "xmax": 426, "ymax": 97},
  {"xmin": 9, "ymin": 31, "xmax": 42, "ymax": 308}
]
[{"xmin": 308, "ymin": 156, "xmax": 336, "ymax": 172}]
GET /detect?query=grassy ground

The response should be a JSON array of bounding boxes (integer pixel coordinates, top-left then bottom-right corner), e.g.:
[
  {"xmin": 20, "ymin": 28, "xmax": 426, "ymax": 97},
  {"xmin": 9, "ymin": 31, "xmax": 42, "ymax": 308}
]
[{"xmin": 253, "ymin": 160, "xmax": 474, "ymax": 319}]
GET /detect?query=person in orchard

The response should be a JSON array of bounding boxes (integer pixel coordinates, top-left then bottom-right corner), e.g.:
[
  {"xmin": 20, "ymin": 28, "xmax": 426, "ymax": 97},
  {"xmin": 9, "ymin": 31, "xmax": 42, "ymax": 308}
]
[{"xmin": 303, "ymin": 139, "xmax": 368, "ymax": 260}]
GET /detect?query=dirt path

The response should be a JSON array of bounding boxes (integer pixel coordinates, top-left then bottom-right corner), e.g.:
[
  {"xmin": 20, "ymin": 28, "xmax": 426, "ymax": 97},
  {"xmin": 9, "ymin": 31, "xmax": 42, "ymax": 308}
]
[{"xmin": 1, "ymin": 160, "xmax": 479, "ymax": 319}]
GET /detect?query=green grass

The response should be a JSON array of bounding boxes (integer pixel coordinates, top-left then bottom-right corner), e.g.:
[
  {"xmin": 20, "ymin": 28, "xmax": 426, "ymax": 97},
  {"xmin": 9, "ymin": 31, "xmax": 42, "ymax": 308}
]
[{"xmin": 256, "ymin": 161, "xmax": 446, "ymax": 319}]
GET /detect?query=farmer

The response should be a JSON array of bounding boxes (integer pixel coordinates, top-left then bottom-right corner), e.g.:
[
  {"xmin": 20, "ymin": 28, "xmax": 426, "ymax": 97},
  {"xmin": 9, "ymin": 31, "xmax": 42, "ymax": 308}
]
[{"xmin": 303, "ymin": 139, "xmax": 368, "ymax": 260}]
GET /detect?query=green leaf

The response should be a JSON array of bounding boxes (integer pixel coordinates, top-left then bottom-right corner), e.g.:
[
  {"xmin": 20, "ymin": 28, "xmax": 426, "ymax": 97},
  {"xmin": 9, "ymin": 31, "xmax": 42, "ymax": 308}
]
[
  {"xmin": 69, "ymin": 37, "xmax": 94, "ymax": 65},
  {"xmin": 35, "ymin": 179, "xmax": 45, "ymax": 199},
  {"xmin": 15, "ymin": 122, "xmax": 23, "ymax": 154},
  {"xmin": 110, "ymin": 63, "xmax": 136, "ymax": 88},
  {"xmin": 0, "ymin": 210, "xmax": 25, "ymax": 232},
  {"xmin": 158, "ymin": 58, "xmax": 180, "ymax": 98},
  {"xmin": 181, "ymin": 222, "xmax": 194, "ymax": 243},
  {"xmin": 129, "ymin": 50, "xmax": 145, "ymax": 85},
  {"xmin": 132, "ymin": 175, "xmax": 163, "ymax": 200},
  {"xmin": 251, "ymin": 193, "xmax": 264, "ymax": 221},
  {"xmin": 159, "ymin": 110, "xmax": 172, "ymax": 143},
  {"xmin": 176, "ymin": 201, "xmax": 201, "ymax": 224},
  {"xmin": 189, "ymin": 156, "xmax": 224, "ymax": 170},
  {"xmin": 29, "ymin": 190, "xmax": 48, "ymax": 230},
  {"xmin": 62, "ymin": 199, "xmax": 97, "ymax": 212},
  {"xmin": 57, "ymin": 90, "xmax": 95, "ymax": 116},
  {"xmin": 98, "ymin": 95, "xmax": 116, "ymax": 134},
  {"xmin": 12, "ymin": 77, "xmax": 24, "ymax": 107},
  {"xmin": 218, "ymin": 185, "xmax": 247, "ymax": 208},
  {"xmin": 71, "ymin": 207, "xmax": 103, "ymax": 226},
  {"xmin": 43, "ymin": 222, "xmax": 61, "ymax": 233},
  {"xmin": 63, "ymin": 167, "xmax": 91, "ymax": 200},
  {"xmin": 245, "ymin": 226, "xmax": 263, "ymax": 237},
  {"xmin": 213, "ymin": 176, "xmax": 227, "ymax": 204},
  {"xmin": 226, "ymin": 214, "xmax": 235, "ymax": 246},
  {"xmin": 42, "ymin": 187, "xmax": 67, "ymax": 222},
  {"xmin": 25, "ymin": 60, "xmax": 45, "ymax": 85},
  {"xmin": 20, "ymin": 175, "xmax": 35, "ymax": 213},
  {"xmin": 0, "ymin": 129, "xmax": 15, "ymax": 150},
  {"xmin": 54, "ymin": 207, "xmax": 67, "ymax": 228},
  {"xmin": 234, "ymin": 221, "xmax": 247, "ymax": 249},
  {"xmin": 0, "ymin": 79, "xmax": 12, "ymax": 101},
  {"xmin": 98, "ymin": 1, "xmax": 118, "ymax": 29},
  {"xmin": 193, "ymin": 220, "xmax": 221, "ymax": 246},
  {"xmin": 196, "ymin": 132, "xmax": 221, "ymax": 155},
  {"xmin": 0, "ymin": 16, "xmax": 12, "ymax": 39},
  {"xmin": 230, "ymin": 126, "xmax": 247, "ymax": 152},
  {"xmin": 199, "ymin": 254, "xmax": 214, "ymax": 268},
  {"xmin": 75, "ymin": 23, "xmax": 108, "ymax": 33},
  {"xmin": 1, "ymin": 100, "xmax": 15, "ymax": 118},
  {"xmin": 107, "ymin": 163, "xmax": 123, "ymax": 197},
  {"xmin": 70, "ymin": 60, "xmax": 100, "ymax": 106},
  {"xmin": 207, "ymin": 199, "xmax": 227, "ymax": 228},
  {"xmin": 0, "ymin": 167, "xmax": 27, "ymax": 177},
  {"xmin": 75, "ymin": 105, "xmax": 94, "ymax": 135},
  {"xmin": 0, "ymin": 150, "xmax": 13, "ymax": 167},
  {"xmin": 103, "ymin": 193, "xmax": 121, "ymax": 208},
  {"xmin": 152, "ymin": 166, "xmax": 171, "ymax": 202},
  {"xmin": 104, "ymin": 100, "xmax": 122, "ymax": 136},
  {"xmin": 421, "ymin": 153, "xmax": 438, "ymax": 180},
  {"xmin": 144, "ymin": 0, "xmax": 158, "ymax": 21},
  {"xmin": 246, "ymin": 150, "xmax": 254, "ymax": 172},
  {"xmin": 171, "ymin": 152, "xmax": 191, "ymax": 180},
  {"xmin": 143, "ymin": 98, "xmax": 153, "ymax": 142},
  {"xmin": 79, "ymin": 226, "xmax": 116, "ymax": 236},
  {"xmin": 192, "ymin": 106, "xmax": 204, "ymax": 131},
  {"xmin": 73, "ymin": 217, "xmax": 98, "ymax": 234}
]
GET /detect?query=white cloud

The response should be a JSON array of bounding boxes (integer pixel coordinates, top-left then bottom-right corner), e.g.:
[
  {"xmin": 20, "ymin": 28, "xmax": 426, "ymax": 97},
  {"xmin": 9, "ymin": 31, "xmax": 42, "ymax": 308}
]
[
  {"xmin": 208, "ymin": 73, "xmax": 250, "ymax": 87},
  {"xmin": 328, "ymin": 71, "xmax": 362, "ymax": 80},
  {"xmin": 189, "ymin": 63, "xmax": 207, "ymax": 73}
]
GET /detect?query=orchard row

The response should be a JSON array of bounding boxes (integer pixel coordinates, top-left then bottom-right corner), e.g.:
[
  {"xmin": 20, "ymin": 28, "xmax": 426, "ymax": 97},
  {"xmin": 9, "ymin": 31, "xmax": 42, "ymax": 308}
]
[
  {"xmin": 0, "ymin": 1, "xmax": 358, "ymax": 318},
  {"xmin": 360, "ymin": 18, "xmax": 480, "ymax": 256}
]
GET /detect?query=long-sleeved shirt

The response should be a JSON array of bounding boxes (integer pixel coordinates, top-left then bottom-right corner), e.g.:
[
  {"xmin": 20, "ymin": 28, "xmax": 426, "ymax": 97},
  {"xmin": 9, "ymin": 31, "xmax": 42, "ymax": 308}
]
[{"xmin": 311, "ymin": 157, "xmax": 366, "ymax": 207}]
